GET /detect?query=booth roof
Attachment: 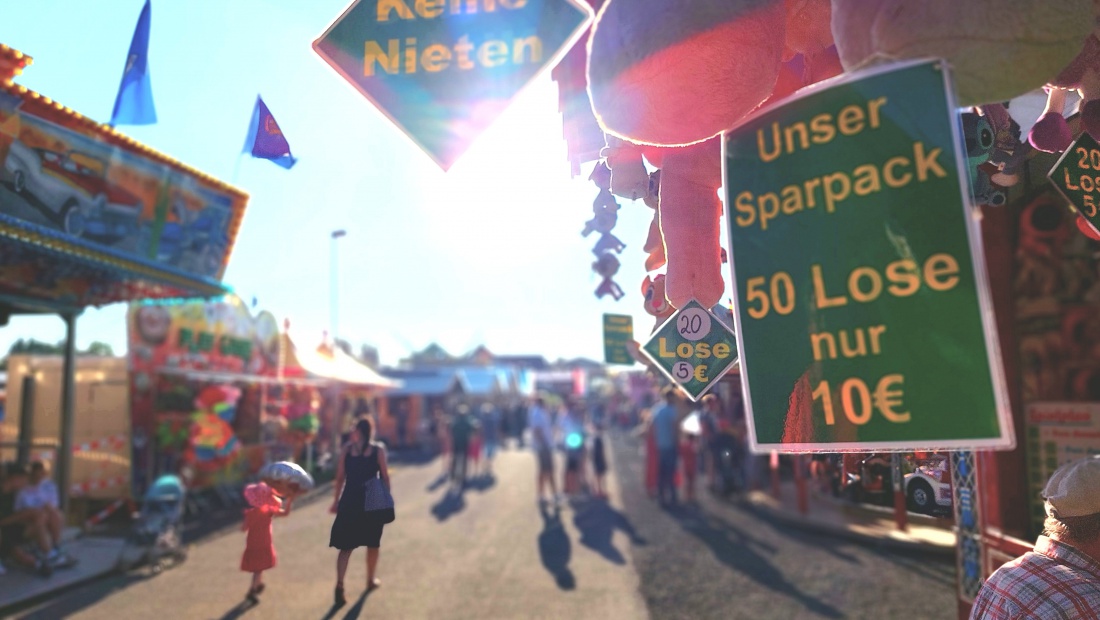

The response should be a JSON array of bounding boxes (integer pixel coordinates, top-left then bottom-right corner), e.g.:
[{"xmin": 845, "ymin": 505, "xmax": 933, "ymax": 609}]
[{"xmin": 282, "ymin": 333, "xmax": 400, "ymax": 389}]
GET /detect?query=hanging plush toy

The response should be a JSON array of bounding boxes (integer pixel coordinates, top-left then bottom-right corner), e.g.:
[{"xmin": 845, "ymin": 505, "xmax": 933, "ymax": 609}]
[
  {"xmin": 1029, "ymin": 34, "xmax": 1100, "ymax": 153},
  {"xmin": 593, "ymin": 252, "xmax": 624, "ymax": 300},
  {"xmin": 185, "ymin": 384, "xmax": 242, "ymax": 472},
  {"xmin": 831, "ymin": 0, "xmax": 1094, "ymax": 107},
  {"xmin": 641, "ymin": 274, "xmax": 675, "ymax": 330},
  {"xmin": 587, "ymin": 0, "xmax": 841, "ymax": 311}
]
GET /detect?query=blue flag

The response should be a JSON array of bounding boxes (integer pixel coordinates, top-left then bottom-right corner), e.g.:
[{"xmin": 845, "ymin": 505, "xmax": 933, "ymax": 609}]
[
  {"xmin": 110, "ymin": 0, "xmax": 156, "ymax": 126},
  {"xmin": 242, "ymin": 96, "xmax": 296, "ymax": 169}
]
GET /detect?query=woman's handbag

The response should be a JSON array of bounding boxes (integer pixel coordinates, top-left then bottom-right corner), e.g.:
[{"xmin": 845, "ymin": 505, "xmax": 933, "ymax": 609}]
[{"xmin": 363, "ymin": 477, "xmax": 395, "ymax": 524}]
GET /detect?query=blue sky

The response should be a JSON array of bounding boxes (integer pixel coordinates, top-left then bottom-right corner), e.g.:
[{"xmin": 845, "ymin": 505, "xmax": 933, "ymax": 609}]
[{"xmin": 0, "ymin": 0, "xmax": 677, "ymax": 365}]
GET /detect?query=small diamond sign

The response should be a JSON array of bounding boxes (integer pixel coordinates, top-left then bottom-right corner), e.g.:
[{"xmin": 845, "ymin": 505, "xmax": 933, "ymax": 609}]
[
  {"xmin": 313, "ymin": 0, "xmax": 593, "ymax": 170},
  {"xmin": 1050, "ymin": 131, "xmax": 1100, "ymax": 232},
  {"xmin": 641, "ymin": 299, "xmax": 738, "ymax": 401}
]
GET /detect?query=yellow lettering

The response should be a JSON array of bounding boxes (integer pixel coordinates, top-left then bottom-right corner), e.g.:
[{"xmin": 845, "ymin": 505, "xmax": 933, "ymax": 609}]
[
  {"xmin": 734, "ymin": 191, "xmax": 756, "ymax": 228},
  {"xmin": 811, "ymin": 332, "xmax": 837, "ymax": 361},
  {"xmin": 677, "ymin": 343, "xmax": 693, "ymax": 358},
  {"xmin": 415, "ymin": 0, "xmax": 445, "ymax": 17},
  {"xmin": 848, "ymin": 266, "xmax": 883, "ymax": 303},
  {"xmin": 713, "ymin": 343, "xmax": 731, "ymax": 359},
  {"xmin": 454, "ymin": 35, "xmax": 475, "ymax": 69},
  {"xmin": 512, "ymin": 36, "xmax": 542, "ymax": 64},
  {"xmin": 479, "ymin": 40, "xmax": 509, "ymax": 67},
  {"xmin": 810, "ymin": 113, "xmax": 836, "ymax": 145},
  {"xmin": 885, "ymin": 259, "xmax": 920, "ymax": 297},
  {"xmin": 852, "ymin": 164, "xmax": 881, "ymax": 196},
  {"xmin": 364, "ymin": 39, "xmax": 400, "ymax": 76},
  {"xmin": 695, "ymin": 342, "xmax": 711, "ymax": 359},
  {"xmin": 837, "ymin": 104, "xmax": 865, "ymax": 135},
  {"xmin": 758, "ymin": 192, "xmax": 780, "ymax": 230},
  {"xmin": 812, "ymin": 264, "xmax": 847, "ymax": 309},
  {"xmin": 421, "ymin": 44, "xmax": 451, "ymax": 72},
  {"xmin": 822, "ymin": 172, "xmax": 850, "ymax": 213},
  {"xmin": 867, "ymin": 97, "xmax": 887, "ymax": 128},
  {"xmin": 883, "ymin": 157, "xmax": 911, "ymax": 187},
  {"xmin": 924, "ymin": 253, "xmax": 960, "ymax": 291},
  {"xmin": 658, "ymin": 338, "xmax": 675, "ymax": 358},
  {"xmin": 784, "ymin": 122, "xmax": 810, "ymax": 153},
  {"xmin": 914, "ymin": 142, "xmax": 946, "ymax": 181},
  {"xmin": 780, "ymin": 184, "xmax": 804, "ymax": 214},
  {"xmin": 377, "ymin": 0, "xmax": 415, "ymax": 21},
  {"xmin": 758, "ymin": 124, "xmax": 781, "ymax": 163}
]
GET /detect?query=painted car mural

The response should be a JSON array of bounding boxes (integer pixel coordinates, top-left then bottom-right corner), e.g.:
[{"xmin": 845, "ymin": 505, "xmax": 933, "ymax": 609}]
[
  {"xmin": 0, "ymin": 98, "xmax": 240, "ymax": 279},
  {"xmin": 5, "ymin": 141, "xmax": 143, "ymax": 240}
]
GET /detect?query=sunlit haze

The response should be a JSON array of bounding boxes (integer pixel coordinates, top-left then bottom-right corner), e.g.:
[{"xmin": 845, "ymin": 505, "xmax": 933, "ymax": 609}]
[{"xmin": 0, "ymin": 0, "xmax": 670, "ymax": 364}]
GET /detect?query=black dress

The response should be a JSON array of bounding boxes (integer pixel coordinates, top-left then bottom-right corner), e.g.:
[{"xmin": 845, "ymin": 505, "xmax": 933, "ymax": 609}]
[{"xmin": 329, "ymin": 444, "xmax": 385, "ymax": 550}]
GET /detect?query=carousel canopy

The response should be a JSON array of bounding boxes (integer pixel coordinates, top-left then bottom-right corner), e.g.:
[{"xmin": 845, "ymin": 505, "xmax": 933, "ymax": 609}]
[{"xmin": 0, "ymin": 44, "xmax": 248, "ymax": 312}]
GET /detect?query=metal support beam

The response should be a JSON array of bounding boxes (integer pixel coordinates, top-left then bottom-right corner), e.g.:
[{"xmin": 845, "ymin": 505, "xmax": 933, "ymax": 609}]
[
  {"xmin": 16, "ymin": 375, "xmax": 34, "ymax": 466},
  {"xmin": 57, "ymin": 312, "xmax": 77, "ymax": 515}
]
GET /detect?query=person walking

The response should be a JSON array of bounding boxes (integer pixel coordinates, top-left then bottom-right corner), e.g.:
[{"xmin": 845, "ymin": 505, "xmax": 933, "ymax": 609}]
[
  {"xmin": 240, "ymin": 482, "xmax": 292, "ymax": 604},
  {"xmin": 330, "ymin": 418, "xmax": 392, "ymax": 607},
  {"xmin": 652, "ymin": 387, "xmax": 681, "ymax": 506},
  {"xmin": 449, "ymin": 405, "xmax": 479, "ymax": 489},
  {"xmin": 529, "ymin": 396, "xmax": 558, "ymax": 505},
  {"xmin": 479, "ymin": 403, "xmax": 501, "ymax": 476},
  {"xmin": 561, "ymin": 401, "xmax": 588, "ymax": 496},
  {"xmin": 970, "ymin": 455, "xmax": 1100, "ymax": 618}
]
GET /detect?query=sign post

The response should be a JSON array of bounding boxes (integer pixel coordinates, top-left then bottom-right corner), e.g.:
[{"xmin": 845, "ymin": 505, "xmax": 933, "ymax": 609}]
[
  {"xmin": 640, "ymin": 300, "xmax": 738, "ymax": 401},
  {"xmin": 602, "ymin": 314, "xmax": 634, "ymax": 366},
  {"xmin": 313, "ymin": 0, "xmax": 593, "ymax": 170},
  {"xmin": 723, "ymin": 60, "xmax": 1012, "ymax": 452}
]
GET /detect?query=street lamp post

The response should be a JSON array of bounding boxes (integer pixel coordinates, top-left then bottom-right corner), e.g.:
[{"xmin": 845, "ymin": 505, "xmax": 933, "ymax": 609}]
[
  {"xmin": 329, "ymin": 229, "xmax": 347, "ymax": 462},
  {"xmin": 330, "ymin": 229, "xmax": 347, "ymax": 341}
]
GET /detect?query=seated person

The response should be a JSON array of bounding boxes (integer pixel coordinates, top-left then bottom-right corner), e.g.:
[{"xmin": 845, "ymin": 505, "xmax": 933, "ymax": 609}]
[
  {"xmin": 0, "ymin": 463, "xmax": 53, "ymax": 576},
  {"xmin": 19, "ymin": 461, "xmax": 67, "ymax": 562}
]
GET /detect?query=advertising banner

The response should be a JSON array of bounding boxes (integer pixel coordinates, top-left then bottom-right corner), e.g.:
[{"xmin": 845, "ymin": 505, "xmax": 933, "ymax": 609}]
[
  {"xmin": 1025, "ymin": 403, "xmax": 1100, "ymax": 530},
  {"xmin": 602, "ymin": 313, "xmax": 633, "ymax": 366},
  {"xmin": 0, "ymin": 90, "xmax": 242, "ymax": 280},
  {"xmin": 723, "ymin": 60, "xmax": 1012, "ymax": 452},
  {"xmin": 312, "ymin": 0, "xmax": 592, "ymax": 170}
]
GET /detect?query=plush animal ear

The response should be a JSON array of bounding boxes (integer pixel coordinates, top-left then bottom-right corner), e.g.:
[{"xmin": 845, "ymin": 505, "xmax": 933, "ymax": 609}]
[
  {"xmin": 832, "ymin": 0, "xmax": 1094, "ymax": 106},
  {"xmin": 586, "ymin": 0, "xmax": 787, "ymax": 146}
]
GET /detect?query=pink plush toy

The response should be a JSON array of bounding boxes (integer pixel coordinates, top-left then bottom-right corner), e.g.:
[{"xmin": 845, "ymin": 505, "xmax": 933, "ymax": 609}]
[
  {"xmin": 587, "ymin": 0, "xmax": 839, "ymax": 310},
  {"xmin": 1030, "ymin": 35, "xmax": 1100, "ymax": 153}
]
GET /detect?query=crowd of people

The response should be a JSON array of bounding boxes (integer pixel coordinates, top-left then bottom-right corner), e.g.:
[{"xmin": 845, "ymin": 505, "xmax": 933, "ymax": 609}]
[{"xmin": 640, "ymin": 387, "xmax": 748, "ymax": 508}]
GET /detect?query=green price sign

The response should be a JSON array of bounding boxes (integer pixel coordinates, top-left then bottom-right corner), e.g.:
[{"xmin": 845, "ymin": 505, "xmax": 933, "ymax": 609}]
[
  {"xmin": 603, "ymin": 314, "xmax": 634, "ymax": 366},
  {"xmin": 724, "ymin": 60, "xmax": 1012, "ymax": 452},
  {"xmin": 1049, "ymin": 131, "xmax": 1100, "ymax": 233},
  {"xmin": 641, "ymin": 300, "xmax": 738, "ymax": 401}
]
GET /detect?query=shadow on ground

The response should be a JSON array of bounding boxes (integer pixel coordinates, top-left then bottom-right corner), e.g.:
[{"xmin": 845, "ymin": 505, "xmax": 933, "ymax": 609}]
[
  {"xmin": 669, "ymin": 499, "xmax": 842, "ymax": 618},
  {"xmin": 571, "ymin": 497, "xmax": 647, "ymax": 565},
  {"xmin": 538, "ymin": 505, "xmax": 575, "ymax": 590}
]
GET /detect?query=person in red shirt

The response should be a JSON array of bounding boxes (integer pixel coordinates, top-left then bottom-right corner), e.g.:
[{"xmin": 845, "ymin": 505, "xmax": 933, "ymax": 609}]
[{"xmin": 240, "ymin": 482, "xmax": 292, "ymax": 604}]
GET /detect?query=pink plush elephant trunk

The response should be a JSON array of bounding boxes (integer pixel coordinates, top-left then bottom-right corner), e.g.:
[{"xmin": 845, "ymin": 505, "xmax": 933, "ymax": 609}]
[{"xmin": 659, "ymin": 138, "xmax": 725, "ymax": 309}]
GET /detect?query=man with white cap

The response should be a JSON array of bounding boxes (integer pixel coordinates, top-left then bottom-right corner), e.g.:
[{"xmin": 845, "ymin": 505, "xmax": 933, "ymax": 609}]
[{"xmin": 970, "ymin": 455, "xmax": 1100, "ymax": 618}]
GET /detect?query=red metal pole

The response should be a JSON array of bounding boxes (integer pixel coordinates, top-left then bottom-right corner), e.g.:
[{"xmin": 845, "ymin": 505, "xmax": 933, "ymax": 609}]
[
  {"xmin": 892, "ymin": 453, "xmax": 909, "ymax": 532},
  {"xmin": 794, "ymin": 454, "xmax": 809, "ymax": 515},
  {"xmin": 770, "ymin": 450, "xmax": 781, "ymax": 500}
]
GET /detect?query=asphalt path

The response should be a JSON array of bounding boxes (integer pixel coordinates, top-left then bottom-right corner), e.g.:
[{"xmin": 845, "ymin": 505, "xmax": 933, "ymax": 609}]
[
  {"xmin": 609, "ymin": 433, "xmax": 958, "ymax": 620},
  {"xmin": 11, "ymin": 434, "xmax": 957, "ymax": 620}
]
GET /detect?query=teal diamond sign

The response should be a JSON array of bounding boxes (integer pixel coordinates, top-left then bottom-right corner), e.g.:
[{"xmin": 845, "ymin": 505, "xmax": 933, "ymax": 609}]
[
  {"xmin": 1049, "ymin": 131, "xmax": 1100, "ymax": 233},
  {"xmin": 313, "ymin": 0, "xmax": 593, "ymax": 170},
  {"xmin": 641, "ymin": 300, "xmax": 738, "ymax": 401}
]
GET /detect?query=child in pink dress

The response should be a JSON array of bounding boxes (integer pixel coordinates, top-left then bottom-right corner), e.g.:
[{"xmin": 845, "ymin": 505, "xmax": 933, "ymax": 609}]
[{"xmin": 240, "ymin": 482, "xmax": 292, "ymax": 604}]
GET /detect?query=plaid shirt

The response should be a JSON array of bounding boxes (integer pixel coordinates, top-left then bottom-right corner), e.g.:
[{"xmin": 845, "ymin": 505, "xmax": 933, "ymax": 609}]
[{"xmin": 970, "ymin": 536, "xmax": 1100, "ymax": 619}]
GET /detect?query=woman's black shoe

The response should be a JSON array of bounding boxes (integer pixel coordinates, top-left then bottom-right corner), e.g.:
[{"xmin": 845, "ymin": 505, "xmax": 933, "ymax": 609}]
[{"xmin": 334, "ymin": 584, "xmax": 347, "ymax": 607}]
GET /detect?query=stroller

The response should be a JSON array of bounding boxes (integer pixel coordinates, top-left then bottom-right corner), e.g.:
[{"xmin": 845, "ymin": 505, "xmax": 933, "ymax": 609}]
[{"xmin": 117, "ymin": 474, "xmax": 188, "ymax": 573}]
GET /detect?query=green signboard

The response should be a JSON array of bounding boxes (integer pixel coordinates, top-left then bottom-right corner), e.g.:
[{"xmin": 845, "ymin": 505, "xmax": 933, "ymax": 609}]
[
  {"xmin": 313, "ymin": 0, "xmax": 592, "ymax": 170},
  {"xmin": 603, "ymin": 314, "xmax": 634, "ymax": 365},
  {"xmin": 723, "ymin": 60, "xmax": 1012, "ymax": 452},
  {"xmin": 1049, "ymin": 131, "xmax": 1100, "ymax": 235},
  {"xmin": 641, "ymin": 300, "xmax": 738, "ymax": 401}
]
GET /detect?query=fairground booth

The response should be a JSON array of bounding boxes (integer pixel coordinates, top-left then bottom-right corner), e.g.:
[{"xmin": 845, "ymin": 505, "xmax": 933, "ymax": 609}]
[
  {"xmin": 129, "ymin": 300, "xmax": 397, "ymax": 497},
  {"xmin": 0, "ymin": 44, "xmax": 248, "ymax": 518}
]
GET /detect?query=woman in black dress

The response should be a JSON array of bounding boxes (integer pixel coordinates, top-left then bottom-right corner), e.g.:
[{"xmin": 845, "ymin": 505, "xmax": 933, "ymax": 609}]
[{"xmin": 330, "ymin": 418, "xmax": 391, "ymax": 606}]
